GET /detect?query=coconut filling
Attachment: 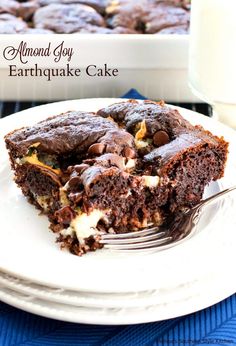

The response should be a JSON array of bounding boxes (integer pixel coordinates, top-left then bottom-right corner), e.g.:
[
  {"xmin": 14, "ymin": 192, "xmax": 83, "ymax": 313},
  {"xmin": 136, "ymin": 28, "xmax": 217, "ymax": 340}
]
[
  {"xmin": 59, "ymin": 188, "xmax": 70, "ymax": 206},
  {"xmin": 125, "ymin": 158, "xmax": 136, "ymax": 170},
  {"xmin": 134, "ymin": 120, "xmax": 152, "ymax": 149},
  {"xmin": 142, "ymin": 175, "xmax": 160, "ymax": 188},
  {"xmin": 60, "ymin": 209, "xmax": 109, "ymax": 245},
  {"xmin": 18, "ymin": 143, "xmax": 61, "ymax": 175},
  {"xmin": 33, "ymin": 194, "xmax": 52, "ymax": 212}
]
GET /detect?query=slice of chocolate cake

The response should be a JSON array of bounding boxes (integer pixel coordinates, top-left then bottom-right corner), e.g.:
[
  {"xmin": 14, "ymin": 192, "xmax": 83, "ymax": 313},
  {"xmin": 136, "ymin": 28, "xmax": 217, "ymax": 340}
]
[{"xmin": 5, "ymin": 100, "xmax": 228, "ymax": 255}]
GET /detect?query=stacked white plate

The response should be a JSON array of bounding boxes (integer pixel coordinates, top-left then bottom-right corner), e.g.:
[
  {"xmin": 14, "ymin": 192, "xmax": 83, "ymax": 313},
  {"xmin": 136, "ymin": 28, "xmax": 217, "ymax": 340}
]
[{"xmin": 0, "ymin": 99, "xmax": 236, "ymax": 325}]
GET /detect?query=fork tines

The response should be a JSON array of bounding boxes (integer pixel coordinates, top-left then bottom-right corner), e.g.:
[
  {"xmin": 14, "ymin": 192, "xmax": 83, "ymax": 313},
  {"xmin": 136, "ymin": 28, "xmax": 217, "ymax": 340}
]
[{"xmin": 100, "ymin": 227, "xmax": 173, "ymax": 250}]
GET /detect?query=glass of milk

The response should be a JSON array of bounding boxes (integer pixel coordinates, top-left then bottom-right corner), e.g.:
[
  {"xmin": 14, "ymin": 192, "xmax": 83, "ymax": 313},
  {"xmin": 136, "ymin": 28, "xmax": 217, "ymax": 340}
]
[{"xmin": 189, "ymin": 0, "xmax": 236, "ymax": 129}]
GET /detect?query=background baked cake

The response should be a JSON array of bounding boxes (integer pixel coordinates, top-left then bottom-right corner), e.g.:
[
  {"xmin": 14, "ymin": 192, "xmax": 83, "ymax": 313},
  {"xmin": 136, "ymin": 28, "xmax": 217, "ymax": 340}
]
[
  {"xmin": 0, "ymin": 0, "xmax": 191, "ymax": 34},
  {"xmin": 5, "ymin": 99, "xmax": 228, "ymax": 255}
]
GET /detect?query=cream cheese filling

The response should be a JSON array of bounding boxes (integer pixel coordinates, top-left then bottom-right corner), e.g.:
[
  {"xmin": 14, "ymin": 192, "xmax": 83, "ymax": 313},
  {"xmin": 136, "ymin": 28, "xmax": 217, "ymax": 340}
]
[
  {"xmin": 125, "ymin": 158, "xmax": 136, "ymax": 170},
  {"xmin": 61, "ymin": 209, "xmax": 108, "ymax": 245},
  {"xmin": 142, "ymin": 175, "xmax": 160, "ymax": 188},
  {"xmin": 135, "ymin": 139, "xmax": 150, "ymax": 149},
  {"xmin": 32, "ymin": 194, "xmax": 52, "ymax": 212},
  {"xmin": 59, "ymin": 188, "xmax": 70, "ymax": 206}
]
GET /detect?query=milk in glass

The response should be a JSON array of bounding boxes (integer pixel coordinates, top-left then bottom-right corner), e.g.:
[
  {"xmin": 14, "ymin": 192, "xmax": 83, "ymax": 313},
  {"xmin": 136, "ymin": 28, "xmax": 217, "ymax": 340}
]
[{"xmin": 189, "ymin": 0, "xmax": 236, "ymax": 128}]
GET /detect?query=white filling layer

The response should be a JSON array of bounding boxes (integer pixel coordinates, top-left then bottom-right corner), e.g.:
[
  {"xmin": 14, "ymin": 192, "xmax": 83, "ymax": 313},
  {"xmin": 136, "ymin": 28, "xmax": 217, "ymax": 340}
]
[
  {"xmin": 59, "ymin": 188, "xmax": 70, "ymax": 207},
  {"xmin": 36, "ymin": 195, "xmax": 51, "ymax": 211},
  {"xmin": 125, "ymin": 158, "xmax": 136, "ymax": 170},
  {"xmin": 135, "ymin": 139, "xmax": 149, "ymax": 149},
  {"xmin": 31, "ymin": 193, "xmax": 51, "ymax": 212},
  {"xmin": 61, "ymin": 209, "xmax": 107, "ymax": 244},
  {"xmin": 142, "ymin": 176, "xmax": 160, "ymax": 188}
]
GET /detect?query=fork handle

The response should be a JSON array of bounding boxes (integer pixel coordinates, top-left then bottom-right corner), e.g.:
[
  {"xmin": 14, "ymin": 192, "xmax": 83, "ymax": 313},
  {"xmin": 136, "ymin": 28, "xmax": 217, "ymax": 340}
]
[{"xmin": 194, "ymin": 185, "xmax": 236, "ymax": 211}]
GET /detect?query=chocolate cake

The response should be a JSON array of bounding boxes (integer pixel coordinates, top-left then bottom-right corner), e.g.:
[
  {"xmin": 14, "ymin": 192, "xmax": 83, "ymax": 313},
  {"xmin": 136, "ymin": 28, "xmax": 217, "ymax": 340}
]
[
  {"xmin": 5, "ymin": 100, "xmax": 228, "ymax": 255},
  {"xmin": 105, "ymin": 0, "xmax": 190, "ymax": 34},
  {"xmin": 34, "ymin": 4, "xmax": 106, "ymax": 34},
  {"xmin": 0, "ymin": 13, "xmax": 28, "ymax": 34},
  {"xmin": 0, "ymin": 0, "xmax": 191, "ymax": 34}
]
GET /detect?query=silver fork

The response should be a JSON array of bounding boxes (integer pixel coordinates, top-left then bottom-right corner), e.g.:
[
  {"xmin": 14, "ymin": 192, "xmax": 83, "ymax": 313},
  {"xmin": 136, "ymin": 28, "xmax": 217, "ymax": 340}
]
[{"xmin": 99, "ymin": 186, "xmax": 236, "ymax": 252}]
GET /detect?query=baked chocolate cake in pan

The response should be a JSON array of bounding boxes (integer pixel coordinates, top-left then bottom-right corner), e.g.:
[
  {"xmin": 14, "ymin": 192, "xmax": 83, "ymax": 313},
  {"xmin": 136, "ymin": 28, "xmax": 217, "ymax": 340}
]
[
  {"xmin": 5, "ymin": 100, "xmax": 228, "ymax": 255},
  {"xmin": 0, "ymin": 0, "xmax": 190, "ymax": 34}
]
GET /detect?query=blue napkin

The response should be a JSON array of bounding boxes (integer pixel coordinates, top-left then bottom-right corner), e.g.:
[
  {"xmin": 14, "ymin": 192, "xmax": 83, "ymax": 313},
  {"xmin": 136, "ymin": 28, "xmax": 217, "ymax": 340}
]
[
  {"xmin": 122, "ymin": 89, "xmax": 147, "ymax": 100},
  {"xmin": 1, "ymin": 90, "xmax": 235, "ymax": 346}
]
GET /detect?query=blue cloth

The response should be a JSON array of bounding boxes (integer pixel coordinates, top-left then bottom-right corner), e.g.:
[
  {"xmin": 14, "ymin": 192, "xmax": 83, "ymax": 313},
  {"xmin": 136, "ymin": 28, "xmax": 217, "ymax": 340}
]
[
  {"xmin": 1, "ymin": 90, "xmax": 235, "ymax": 346},
  {"xmin": 122, "ymin": 89, "xmax": 147, "ymax": 100}
]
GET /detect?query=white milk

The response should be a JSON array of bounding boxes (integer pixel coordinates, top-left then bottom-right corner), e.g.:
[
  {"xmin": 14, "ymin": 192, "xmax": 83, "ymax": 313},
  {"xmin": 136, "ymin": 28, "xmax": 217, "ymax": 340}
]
[{"xmin": 189, "ymin": 0, "xmax": 236, "ymax": 128}]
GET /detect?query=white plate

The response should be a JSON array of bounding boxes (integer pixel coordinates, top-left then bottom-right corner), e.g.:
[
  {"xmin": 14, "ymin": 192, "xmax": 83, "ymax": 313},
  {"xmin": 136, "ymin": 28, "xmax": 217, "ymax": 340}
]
[
  {"xmin": 0, "ymin": 270, "xmax": 221, "ymax": 309},
  {"xmin": 0, "ymin": 268, "xmax": 234, "ymax": 325},
  {"xmin": 0, "ymin": 98, "xmax": 236, "ymax": 298}
]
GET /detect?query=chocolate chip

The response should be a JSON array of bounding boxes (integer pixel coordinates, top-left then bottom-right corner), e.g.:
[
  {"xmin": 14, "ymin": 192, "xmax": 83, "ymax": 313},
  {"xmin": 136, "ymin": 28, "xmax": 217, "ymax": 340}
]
[
  {"xmin": 123, "ymin": 147, "xmax": 136, "ymax": 158},
  {"xmin": 66, "ymin": 166, "xmax": 74, "ymax": 174},
  {"xmin": 153, "ymin": 131, "xmax": 170, "ymax": 147},
  {"xmin": 88, "ymin": 143, "xmax": 106, "ymax": 155},
  {"xmin": 67, "ymin": 164, "xmax": 89, "ymax": 175},
  {"xmin": 68, "ymin": 191, "xmax": 83, "ymax": 204},
  {"xmin": 74, "ymin": 164, "xmax": 90, "ymax": 173},
  {"xmin": 55, "ymin": 206, "xmax": 76, "ymax": 225},
  {"xmin": 68, "ymin": 176, "xmax": 82, "ymax": 190}
]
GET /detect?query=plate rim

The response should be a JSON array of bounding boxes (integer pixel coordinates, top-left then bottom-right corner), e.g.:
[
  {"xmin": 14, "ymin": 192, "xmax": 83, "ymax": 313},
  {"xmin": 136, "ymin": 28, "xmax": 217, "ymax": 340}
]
[{"xmin": 0, "ymin": 272, "xmax": 234, "ymax": 325}]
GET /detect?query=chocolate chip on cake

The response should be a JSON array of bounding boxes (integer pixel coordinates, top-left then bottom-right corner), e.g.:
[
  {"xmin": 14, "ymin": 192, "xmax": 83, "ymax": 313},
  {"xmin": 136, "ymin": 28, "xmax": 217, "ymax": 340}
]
[
  {"xmin": 68, "ymin": 175, "xmax": 82, "ymax": 189},
  {"xmin": 68, "ymin": 191, "xmax": 83, "ymax": 204},
  {"xmin": 153, "ymin": 130, "xmax": 170, "ymax": 147},
  {"xmin": 123, "ymin": 147, "xmax": 136, "ymax": 159},
  {"xmin": 88, "ymin": 143, "xmax": 106, "ymax": 155},
  {"xmin": 55, "ymin": 206, "xmax": 76, "ymax": 225},
  {"xmin": 73, "ymin": 164, "xmax": 90, "ymax": 173}
]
